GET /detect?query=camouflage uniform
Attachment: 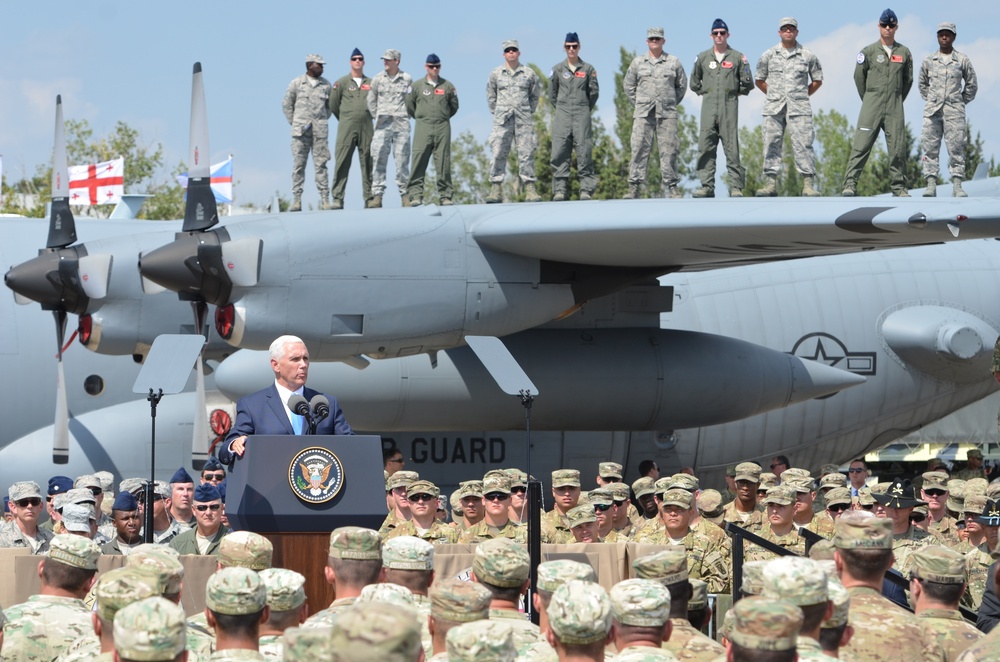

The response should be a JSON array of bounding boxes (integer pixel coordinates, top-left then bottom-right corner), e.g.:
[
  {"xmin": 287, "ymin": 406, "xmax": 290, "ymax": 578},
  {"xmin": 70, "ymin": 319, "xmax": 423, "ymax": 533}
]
[
  {"xmin": 471, "ymin": 537, "xmax": 538, "ymax": 651},
  {"xmin": 919, "ymin": 33, "xmax": 978, "ymax": 182},
  {"xmin": 429, "ymin": 577, "xmax": 492, "ymax": 658},
  {"xmin": 113, "ymin": 597, "xmax": 188, "ymax": 662},
  {"xmin": 368, "ymin": 53, "xmax": 413, "ymax": 200},
  {"xmin": 327, "ymin": 603, "xmax": 423, "ymax": 661},
  {"xmin": 0, "ymin": 481, "xmax": 54, "ymax": 553},
  {"xmin": 282, "ymin": 62, "xmax": 333, "ymax": 204},
  {"xmin": 302, "ymin": 526, "xmax": 381, "ymax": 629},
  {"xmin": 666, "ymin": 619, "xmax": 725, "ymax": 661},
  {"xmin": 329, "ymin": 67, "xmax": 374, "ymax": 207},
  {"xmin": 486, "ymin": 45, "xmax": 541, "ymax": 185},
  {"xmin": 609, "ymin": 579, "xmax": 674, "ymax": 659},
  {"xmin": 728, "ymin": 596, "xmax": 803, "ymax": 654},
  {"xmin": 890, "ymin": 525, "xmax": 936, "ymax": 576},
  {"xmin": 280, "ymin": 627, "xmax": 333, "ymax": 661},
  {"xmin": 623, "ymin": 30, "xmax": 687, "ymax": 195},
  {"xmin": 446, "ymin": 620, "xmax": 517, "ymax": 661},
  {"xmin": 547, "ymin": 581, "xmax": 611, "ymax": 649},
  {"xmin": 460, "ymin": 518, "xmax": 526, "ymax": 543},
  {"xmin": 956, "ymin": 627, "xmax": 1000, "ymax": 661},
  {"xmin": 919, "ymin": 609, "xmax": 983, "ymax": 659},
  {"xmin": 256, "ymin": 568, "xmax": 306, "ymax": 660},
  {"xmin": 633, "ymin": 524, "xmax": 729, "ymax": 593},
  {"xmin": 759, "ymin": 556, "xmax": 837, "ymax": 661},
  {"xmin": 204, "ymin": 568, "xmax": 268, "ymax": 661}
]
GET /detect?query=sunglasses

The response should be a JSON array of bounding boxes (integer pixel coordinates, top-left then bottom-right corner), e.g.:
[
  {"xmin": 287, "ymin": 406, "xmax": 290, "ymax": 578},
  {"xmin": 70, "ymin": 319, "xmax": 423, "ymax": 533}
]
[
  {"xmin": 410, "ymin": 494, "xmax": 435, "ymax": 503},
  {"xmin": 387, "ymin": 457, "xmax": 404, "ymax": 464},
  {"xmin": 15, "ymin": 497, "xmax": 42, "ymax": 507},
  {"xmin": 511, "ymin": 487, "xmax": 527, "ymax": 495},
  {"xmin": 924, "ymin": 489, "xmax": 947, "ymax": 497},
  {"xmin": 879, "ymin": 23, "xmax": 896, "ymax": 28},
  {"xmin": 484, "ymin": 492, "xmax": 509, "ymax": 502},
  {"xmin": 89, "ymin": 487, "xmax": 103, "ymax": 496},
  {"xmin": 202, "ymin": 473, "xmax": 225, "ymax": 481},
  {"xmin": 427, "ymin": 64, "xmax": 440, "ymax": 69},
  {"xmin": 712, "ymin": 30, "xmax": 728, "ymax": 36},
  {"xmin": 565, "ymin": 44, "xmax": 580, "ymax": 50},
  {"xmin": 859, "ymin": 504, "xmax": 875, "ymax": 510},
  {"xmin": 829, "ymin": 504, "xmax": 851, "ymax": 512},
  {"xmin": 613, "ymin": 500, "xmax": 626, "ymax": 507},
  {"xmin": 594, "ymin": 503, "xmax": 613, "ymax": 512},
  {"xmin": 195, "ymin": 503, "xmax": 222, "ymax": 512},
  {"xmin": 351, "ymin": 56, "xmax": 364, "ymax": 61},
  {"xmin": 848, "ymin": 468, "xmax": 865, "ymax": 473},
  {"xmin": 504, "ymin": 47, "xmax": 518, "ymax": 53}
]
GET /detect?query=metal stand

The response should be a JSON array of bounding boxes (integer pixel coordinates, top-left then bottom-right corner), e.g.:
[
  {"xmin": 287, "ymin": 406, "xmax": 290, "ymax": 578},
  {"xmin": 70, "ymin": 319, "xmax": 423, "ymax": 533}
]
[{"xmin": 144, "ymin": 388, "xmax": 163, "ymax": 542}]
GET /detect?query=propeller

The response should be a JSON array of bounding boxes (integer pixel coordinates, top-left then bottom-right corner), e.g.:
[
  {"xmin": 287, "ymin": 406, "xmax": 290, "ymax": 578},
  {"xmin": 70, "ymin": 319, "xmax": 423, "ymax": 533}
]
[{"xmin": 3, "ymin": 96, "xmax": 113, "ymax": 463}]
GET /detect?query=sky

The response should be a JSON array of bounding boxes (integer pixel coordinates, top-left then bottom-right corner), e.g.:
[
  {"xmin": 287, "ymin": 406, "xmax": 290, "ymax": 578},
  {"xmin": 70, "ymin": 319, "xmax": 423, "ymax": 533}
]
[{"xmin": 2, "ymin": 2, "xmax": 999, "ymax": 211}]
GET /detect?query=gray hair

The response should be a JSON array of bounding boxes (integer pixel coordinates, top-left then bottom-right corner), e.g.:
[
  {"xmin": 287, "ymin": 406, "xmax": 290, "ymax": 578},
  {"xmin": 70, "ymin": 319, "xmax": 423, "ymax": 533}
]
[{"xmin": 269, "ymin": 335, "xmax": 307, "ymax": 362}]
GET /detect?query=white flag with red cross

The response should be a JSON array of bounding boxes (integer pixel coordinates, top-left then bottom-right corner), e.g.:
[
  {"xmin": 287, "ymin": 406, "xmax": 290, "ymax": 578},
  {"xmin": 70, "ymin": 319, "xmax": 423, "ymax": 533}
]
[{"xmin": 68, "ymin": 157, "xmax": 124, "ymax": 205}]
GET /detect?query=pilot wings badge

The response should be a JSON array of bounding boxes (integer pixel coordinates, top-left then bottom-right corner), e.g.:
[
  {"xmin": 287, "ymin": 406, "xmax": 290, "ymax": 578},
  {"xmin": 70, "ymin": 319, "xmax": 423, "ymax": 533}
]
[{"xmin": 289, "ymin": 447, "xmax": 345, "ymax": 504}]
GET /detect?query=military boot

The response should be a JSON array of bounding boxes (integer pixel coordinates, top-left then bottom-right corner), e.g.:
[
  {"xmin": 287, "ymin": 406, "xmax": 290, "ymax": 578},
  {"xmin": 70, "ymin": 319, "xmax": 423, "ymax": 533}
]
[
  {"xmin": 692, "ymin": 187, "xmax": 714, "ymax": 199},
  {"xmin": 923, "ymin": 176, "xmax": 937, "ymax": 197},
  {"xmin": 802, "ymin": 176, "xmax": 820, "ymax": 197},
  {"xmin": 755, "ymin": 175, "xmax": 777, "ymax": 197},
  {"xmin": 330, "ymin": 199, "xmax": 344, "ymax": 210},
  {"xmin": 401, "ymin": 194, "xmax": 411, "ymax": 207},
  {"xmin": 289, "ymin": 196, "xmax": 302, "ymax": 212},
  {"xmin": 579, "ymin": 191, "xmax": 593, "ymax": 201},
  {"xmin": 666, "ymin": 186, "xmax": 682, "ymax": 199},
  {"xmin": 953, "ymin": 177, "xmax": 967, "ymax": 198},
  {"xmin": 320, "ymin": 195, "xmax": 332, "ymax": 210},
  {"xmin": 368, "ymin": 196, "xmax": 383, "ymax": 209},
  {"xmin": 729, "ymin": 187, "xmax": 744, "ymax": 198},
  {"xmin": 623, "ymin": 184, "xmax": 640, "ymax": 199},
  {"xmin": 524, "ymin": 182, "xmax": 542, "ymax": 202},
  {"xmin": 485, "ymin": 183, "xmax": 503, "ymax": 204},
  {"xmin": 552, "ymin": 191, "xmax": 567, "ymax": 202}
]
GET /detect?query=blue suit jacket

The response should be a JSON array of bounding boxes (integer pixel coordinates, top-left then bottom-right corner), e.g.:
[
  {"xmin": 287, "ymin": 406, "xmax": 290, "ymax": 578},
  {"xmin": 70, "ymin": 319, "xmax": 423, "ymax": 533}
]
[{"xmin": 218, "ymin": 384, "xmax": 353, "ymax": 465}]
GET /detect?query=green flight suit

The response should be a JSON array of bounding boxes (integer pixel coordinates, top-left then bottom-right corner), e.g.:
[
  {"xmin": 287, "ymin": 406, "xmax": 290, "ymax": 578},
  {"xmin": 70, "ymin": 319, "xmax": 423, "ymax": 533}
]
[
  {"xmin": 405, "ymin": 76, "xmax": 459, "ymax": 202},
  {"xmin": 549, "ymin": 58, "xmax": 599, "ymax": 196},
  {"xmin": 690, "ymin": 47, "xmax": 753, "ymax": 192},
  {"xmin": 842, "ymin": 40, "xmax": 913, "ymax": 195},
  {"xmin": 329, "ymin": 74, "xmax": 374, "ymax": 205}
]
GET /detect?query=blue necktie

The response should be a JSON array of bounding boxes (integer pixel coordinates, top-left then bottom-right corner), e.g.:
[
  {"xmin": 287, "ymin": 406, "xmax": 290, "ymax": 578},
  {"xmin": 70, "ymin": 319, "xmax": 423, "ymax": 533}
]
[{"xmin": 292, "ymin": 413, "xmax": 304, "ymax": 435}]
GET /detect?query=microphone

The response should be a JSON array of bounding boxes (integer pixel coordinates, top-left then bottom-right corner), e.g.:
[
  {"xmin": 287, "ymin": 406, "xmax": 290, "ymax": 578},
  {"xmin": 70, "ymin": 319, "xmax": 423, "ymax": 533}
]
[
  {"xmin": 310, "ymin": 395, "xmax": 330, "ymax": 424},
  {"xmin": 287, "ymin": 394, "xmax": 311, "ymax": 418}
]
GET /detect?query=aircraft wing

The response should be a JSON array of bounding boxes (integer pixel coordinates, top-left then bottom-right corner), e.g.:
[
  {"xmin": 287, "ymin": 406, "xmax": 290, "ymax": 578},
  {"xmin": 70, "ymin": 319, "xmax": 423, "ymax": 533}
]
[{"xmin": 469, "ymin": 197, "xmax": 998, "ymax": 269}]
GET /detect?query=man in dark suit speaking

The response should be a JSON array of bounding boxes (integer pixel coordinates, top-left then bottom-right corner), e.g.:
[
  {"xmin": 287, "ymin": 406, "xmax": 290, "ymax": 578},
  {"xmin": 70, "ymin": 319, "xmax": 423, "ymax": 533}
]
[{"xmin": 219, "ymin": 335, "xmax": 353, "ymax": 464}]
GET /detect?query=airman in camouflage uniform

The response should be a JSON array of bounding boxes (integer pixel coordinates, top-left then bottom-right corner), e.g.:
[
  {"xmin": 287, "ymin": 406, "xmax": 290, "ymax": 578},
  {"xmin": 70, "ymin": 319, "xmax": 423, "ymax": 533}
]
[
  {"xmin": 471, "ymin": 538, "xmax": 539, "ymax": 651},
  {"xmin": 546, "ymin": 581, "xmax": 612, "ymax": 658},
  {"xmin": 920, "ymin": 471, "xmax": 960, "ymax": 545},
  {"xmin": 280, "ymin": 627, "xmax": 333, "ymax": 662},
  {"xmin": 205, "ymin": 567, "xmax": 268, "ymax": 661},
  {"xmin": 754, "ymin": 17, "xmax": 824, "ymax": 197},
  {"xmin": 549, "ymin": 32, "xmax": 599, "ymax": 201},
  {"xmin": 302, "ymin": 527, "xmax": 383, "ymax": 629},
  {"xmin": 258, "ymin": 568, "xmax": 307, "ymax": 660},
  {"xmin": 722, "ymin": 462, "xmax": 765, "ymax": 528},
  {"xmin": 0, "ymin": 481, "xmax": 54, "ymax": 552},
  {"xmin": 744, "ymin": 485, "xmax": 805, "ymax": 563},
  {"xmin": 485, "ymin": 39, "xmax": 542, "ymax": 204},
  {"xmin": 727, "ymin": 596, "xmax": 803, "ymax": 657},
  {"xmin": 542, "ymin": 469, "xmax": 581, "ymax": 543},
  {"xmin": 428, "ymin": 578, "xmax": 492, "ymax": 660},
  {"xmin": 328, "ymin": 602, "xmax": 423, "ymax": 662},
  {"xmin": 113, "ymin": 597, "xmax": 187, "ymax": 662},
  {"xmin": 446, "ymin": 620, "xmax": 517, "ymax": 662},
  {"xmin": 328, "ymin": 48, "xmax": 374, "ymax": 210},
  {"xmin": 919, "ymin": 22, "xmax": 978, "ymax": 197},
  {"xmin": 760, "ymin": 556, "xmax": 836, "ymax": 661},
  {"xmin": 379, "ymin": 470, "xmax": 419, "ymax": 538},
  {"xmin": 608, "ymin": 482, "xmax": 638, "ymax": 538},
  {"xmin": 520, "ymin": 559, "xmax": 598, "ymax": 661},
  {"xmin": 623, "ymin": 27, "xmax": 687, "ymax": 200},
  {"xmin": 386, "ymin": 480, "xmax": 459, "ymax": 544},
  {"xmin": 783, "ymin": 473, "xmax": 835, "ymax": 539},
  {"xmin": 608, "ymin": 579, "xmax": 675, "ymax": 659},
  {"xmin": 367, "ymin": 49, "xmax": 413, "ymax": 208},
  {"xmin": 282, "ymin": 54, "xmax": 332, "ymax": 211},
  {"xmin": 911, "ymin": 545, "xmax": 983, "ymax": 659},
  {"xmin": 382, "ymin": 536, "xmax": 434, "ymax": 657},
  {"xmin": 460, "ymin": 474, "xmax": 526, "ymax": 543}
]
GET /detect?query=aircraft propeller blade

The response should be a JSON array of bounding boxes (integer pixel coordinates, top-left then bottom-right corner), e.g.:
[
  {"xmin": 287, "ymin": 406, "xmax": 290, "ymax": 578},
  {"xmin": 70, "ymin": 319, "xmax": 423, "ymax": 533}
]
[
  {"xmin": 47, "ymin": 95, "xmax": 76, "ymax": 249},
  {"xmin": 190, "ymin": 301, "xmax": 210, "ymax": 469},
  {"xmin": 53, "ymin": 310, "xmax": 70, "ymax": 464},
  {"xmin": 182, "ymin": 63, "xmax": 218, "ymax": 233}
]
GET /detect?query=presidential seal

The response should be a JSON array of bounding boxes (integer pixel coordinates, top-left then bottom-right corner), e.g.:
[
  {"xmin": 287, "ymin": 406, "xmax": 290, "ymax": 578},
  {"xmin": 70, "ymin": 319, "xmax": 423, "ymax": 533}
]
[{"xmin": 289, "ymin": 447, "xmax": 345, "ymax": 504}]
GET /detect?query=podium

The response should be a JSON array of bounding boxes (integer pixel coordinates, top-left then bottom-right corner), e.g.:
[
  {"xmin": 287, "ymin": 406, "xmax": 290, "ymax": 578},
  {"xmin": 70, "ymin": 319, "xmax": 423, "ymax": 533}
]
[{"xmin": 224, "ymin": 434, "xmax": 385, "ymax": 613}]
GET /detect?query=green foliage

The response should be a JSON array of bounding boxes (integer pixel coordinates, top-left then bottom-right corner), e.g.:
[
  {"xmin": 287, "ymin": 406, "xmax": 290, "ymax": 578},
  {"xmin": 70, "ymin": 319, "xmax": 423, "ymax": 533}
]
[{"xmin": 139, "ymin": 162, "xmax": 186, "ymax": 220}]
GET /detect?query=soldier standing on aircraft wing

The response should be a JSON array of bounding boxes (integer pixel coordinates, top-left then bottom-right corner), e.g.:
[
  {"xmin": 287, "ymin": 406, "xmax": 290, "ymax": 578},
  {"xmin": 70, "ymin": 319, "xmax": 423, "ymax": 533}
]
[
  {"xmin": 486, "ymin": 40, "xmax": 542, "ymax": 204},
  {"xmin": 282, "ymin": 54, "xmax": 332, "ymax": 212},
  {"xmin": 919, "ymin": 22, "xmax": 977, "ymax": 198},
  {"xmin": 549, "ymin": 32, "xmax": 599, "ymax": 201},
  {"xmin": 368, "ymin": 49, "xmax": 413, "ymax": 208},
  {"xmin": 328, "ymin": 49, "xmax": 374, "ymax": 210},
  {"xmin": 405, "ymin": 53, "xmax": 459, "ymax": 207},
  {"xmin": 842, "ymin": 8, "xmax": 913, "ymax": 197},
  {"xmin": 690, "ymin": 18, "xmax": 754, "ymax": 198},
  {"xmin": 623, "ymin": 27, "xmax": 687, "ymax": 200},
  {"xmin": 754, "ymin": 17, "xmax": 824, "ymax": 197}
]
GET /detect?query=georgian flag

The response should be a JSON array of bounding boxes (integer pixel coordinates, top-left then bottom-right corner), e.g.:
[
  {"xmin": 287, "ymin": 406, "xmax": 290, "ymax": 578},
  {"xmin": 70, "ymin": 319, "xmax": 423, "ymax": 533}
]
[
  {"xmin": 176, "ymin": 156, "xmax": 233, "ymax": 203},
  {"xmin": 68, "ymin": 157, "xmax": 124, "ymax": 206}
]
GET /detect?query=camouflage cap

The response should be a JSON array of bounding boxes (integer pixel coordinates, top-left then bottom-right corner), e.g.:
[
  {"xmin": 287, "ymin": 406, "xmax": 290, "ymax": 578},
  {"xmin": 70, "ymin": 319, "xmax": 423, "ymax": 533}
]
[
  {"xmin": 761, "ymin": 557, "xmax": 828, "ymax": 606},
  {"xmin": 647, "ymin": 27, "xmax": 665, "ymax": 39},
  {"xmin": 824, "ymin": 487, "xmax": 853, "ymax": 508},
  {"xmin": 483, "ymin": 474, "xmax": 512, "ymax": 495},
  {"xmin": 726, "ymin": 464, "xmax": 739, "ymax": 477},
  {"xmin": 386, "ymin": 470, "xmax": 420, "ymax": 491},
  {"xmin": 688, "ymin": 578, "xmax": 709, "ymax": 610},
  {"xmin": 697, "ymin": 489, "xmax": 725, "ymax": 524},
  {"xmin": 856, "ymin": 487, "xmax": 876, "ymax": 507},
  {"xmin": 94, "ymin": 470, "xmax": 114, "ymax": 491},
  {"xmin": 660, "ymin": 488, "xmax": 693, "ymax": 509},
  {"xmin": 120, "ymin": 477, "xmax": 146, "ymax": 495},
  {"xmin": 282, "ymin": 626, "xmax": 334, "ymax": 661},
  {"xmin": 506, "ymin": 469, "xmax": 528, "ymax": 489},
  {"xmin": 95, "ymin": 567, "xmax": 162, "ymax": 621},
  {"xmin": 446, "ymin": 620, "xmax": 517, "ymax": 662},
  {"xmin": 61, "ymin": 503, "xmax": 95, "ymax": 533},
  {"xmin": 762, "ymin": 485, "xmax": 796, "ymax": 506},
  {"xmin": 921, "ymin": 471, "xmax": 949, "ymax": 491},
  {"xmin": 430, "ymin": 578, "xmax": 492, "ymax": 621},
  {"xmin": 667, "ymin": 473, "xmax": 699, "ymax": 491},
  {"xmin": 47, "ymin": 533, "xmax": 101, "ymax": 570},
  {"xmin": 501, "ymin": 39, "xmax": 519, "ymax": 51},
  {"xmin": 473, "ymin": 538, "xmax": 529, "ymax": 587},
  {"xmin": 758, "ymin": 472, "xmax": 779, "ymax": 489},
  {"xmin": 822, "ymin": 579, "xmax": 850, "ymax": 628},
  {"xmin": 632, "ymin": 548, "xmax": 688, "ymax": 585},
  {"xmin": 608, "ymin": 483, "xmax": 631, "ymax": 502},
  {"xmin": 783, "ymin": 476, "xmax": 814, "ymax": 494},
  {"xmin": 306, "ymin": 53, "xmax": 326, "ymax": 65},
  {"xmin": 987, "ymin": 483, "xmax": 1000, "ymax": 499},
  {"xmin": 598, "ymin": 462, "xmax": 623, "ymax": 479},
  {"xmin": 205, "ymin": 567, "xmax": 266, "ymax": 615},
  {"xmin": 552, "ymin": 469, "xmax": 581, "ymax": 488},
  {"xmin": 588, "ymin": 488, "xmax": 614, "ymax": 506},
  {"xmin": 548, "ymin": 580, "xmax": 612, "ymax": 645},
  {"xmin": 74, "ymin": 474, "xmax": 102, "ymax": 490},
  {"xmin": 8, "ymin": 480, "xmax": 42, "ymax": 501},
  {"xmin": 966, "ymin": 478, "xmax": 989, "ymax": 497},
  {"xmin": 964, "ymin": 493, "xmax": 988, "ymax": 516},
  {"xmin": 567, "ymin": 504, "xmax": 598, "ymax": 528},
  {"xmin": 809, "ymin": 539, "xmax": 836, "ymax": 561},
  {"xmin": 260, "ymin": 568, "xmax": 306, "ymax": 611},
  {"xmin": 779, "ymin": 17, "xmax": 799, "ymax": 29},
  {"xmin": 729, "ymin": 596, "xmax": 802, "ymax": 651},
  {"xmin": 379, "ymin": 49, "xmax": 400, "ymax": 61},
  {"xmin": 537, "ymin": 559, "xmax": 597, "ymax": 593},
  {"xmin": 820, "ymin": 463, "xmax": 841, "ymax": 476},
  {"xmin": 968, "ymin": 448, "xmax": 984, "ymax": 459},
  {"xmin": 328, "ymin": 526, "xmax": 382, "ymax": 560},
  {"xmin": 946, "ymin": 479, "xmax": 966, "ymax": 513},
  {"xmin": 65, "ymin": 487, "xmax": 97, "ymax": 506},
  {"xmin": 218, "ymin": 530, "xmax": 273, "ymax": 570},
  {"xmin": 609, "ymin": 578, "xmax": 671, "ymax": 626},
  {"xmin": 833, "ymin": 510, "xmax": 892, "ymax": 549},
  {"xmin": 980, "ymin": 498, "xmax": 1000, "ymax": 526},
  {"xmin": 911, "ymin": 545, "xmax": 966, "ymax": 584},
  {"xmin": 328, "ymin": 602, "xmax": 422, "ymax": 662},
  {"xmin": 383, "ymin": 535, "xmax": 434, "ymax": 570},
  {"xmin": 459, "ymin": 480, "xmax": 484, "ymax": 498},
  {"xmin": 742, "ymin": 561, "xmax": 768, "ymax": 595},
  {"xmin": 820, "ymin": 473, "xmax": 847, "ymax": 489},
  {"xmin": 358, "ymin": 582, "xmax": 415, "ymax": 607},
  {"xmin": 113, "ymin": 597, "xmax": 186, "ymax": 662},
  {"xmin": 735, "ymin": 462, "xmax": 762, "ymax": 483},
  {"xmin": 869, "ymin": 481, "xmax": 891, "ymax": 495},
  {"xmin": 406, "ymin": 480, "xmax": 440, "ymax": 500},
  {"xmin": 632, "ymin": 476, "xmax": 656, "ymax": 498},
  {"xmin": 449, "ymin": 491, "xmax": 462, "ymax": 512},
  {"xmin": 781, "ymin": 468, "xmax": 811, "ymax": 482},
  {"xmin": 127, "ymin": 545, "xmax": 185, "ymax": 594}
]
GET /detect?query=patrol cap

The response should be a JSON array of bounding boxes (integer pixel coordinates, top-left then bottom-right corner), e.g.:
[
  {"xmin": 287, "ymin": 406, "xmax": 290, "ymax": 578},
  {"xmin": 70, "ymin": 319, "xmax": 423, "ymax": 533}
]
[
  {"xmin": 647, "ymin": 27, "xmax": 664, "ymax": 39},
  {"xmin": 95, "ymin": 567, "xmax": 161, "ymax": 621},
  {"xmin": 922, "ymin": 471, "xmax": 950, "ymax": 491},
  {"xmin": 64, "ymin": 487, "xmax": 96, "ymax": 507},
  {"xmin": 537, "ymin": 559, "xmax": 596, "ymax": 593},
  {"xmin": 358, "ymin": 582, "xmax": 415, "ymax": 607},
  {"xmin": 820, "ymin": 473, "xmax": 847, "ymax": 490},
  {"xmin": 144, "ymin": 480, "xmax": 171, "ymax": 500},
  {"xmin": 726, "ymin": 464, "xmax": 739, "ymax": 477},
  {"xmin": 113, "ymin": 491, "xmax": 139, "ymax": 511},
  {"xmin": 653, "ymin": 477, "xmax": 672, "ymax": 496},
  {"xmin": 306, "ymin": 53, "xmax": 326, "ymax": 65},
  {"xmin": 9, "ymin": 480, "xmax": 42, "ymax": 501},
  {"xmin": 548, "ymin": 580, "xmax": 612, "ymax": 645},
  {"xmin": 968, "ymin": 448, "xmax": 984, "ymax": 459},
  {"xmin": 667, "ymin": 473, "xmax": 699, "ymax": 492},
  {"xmin": 205, "ymin": 567, "xmax": 267, "ymax": 615},
  {"xmin": 822, "ymin": 580, "xmax": 850, "ymax": 628},
  {"xmin": 506, "ymin": 469, "xmax": 528, "ymax": 489},
  {"xmin": 910, "ymin": 545, "xmax": 966, "ymax": 584},
  {"xmin": 282, "ymin": 626, "xmax": 333, "ymax": 660},
  {"xmin": 697, "ymin": 489, "xmax": 725, "ymax": 525},
  {"xmin": 473, "ymin": 538, "xmax": 529, "ymax": 587},
  {"xmin": 383, "ymin": 535, "xmax": 434, "ymax": 570},
  {"xmin": 387, "ymin": 470, "xmax": 420, "ymax": 491},
  {"xmin": 989, "ymin": 483, "xmax": 1000, "ymax": 499},
  {"xmin": 430, "ymin": 578, "xmax": 492, "ymax": 622},
  {"xmin": 588, "ymin": 488, "xmax": 614, "ymax": 506},
  {"xmin": 48, "ymin": 475, "xmax": 74, "ymax": 496},
  {"xmin": 856, "ymin": 487, "xmax": 876, "ymax": 507},
  {"xmin": 608, "ymin": 483, "xmax": 631, "ymax": 503},
  {"xmin": 632, "ymin": 548, "xmax": 688, "ymax": 585},
  {"xmin": 758, "ymin": 472, "xmax": 778, "ymax": 489},
  {"xmin": 610, "ymin": 578, "xmax": 671, "ymax": 626},
  {"xmin": 966, "ymin": 478, "xmax": 989, "ymax": 497},
  {"xmin": 979, "ymin": 498, "xmax": 1000, "ymax": 526},
  {"xmin": 61, "ymin": 503, "xmax": 95, "ymax": 533},
  {"xmin": 446, "ymin": 620, "xmax": 516, "ymax": 662},
  {"xmin": 169, "ymin": 468, "xmax": 193, "ymax": 484},
  {"xmin": 783, "ymin": 476, "xmax": 815, "ymax": 494},
  {"xmin": 218, "ymin": 530, "xmax": 273, "ymax": 570},
  {"xmin": 380, "ymin": 49, "xmax": 401, "ymax": 61},
  {"xmin": 964, "ymin": 493, "xmax": 988, "ymax": 516},
  {"xmin": 711, "ymin": 18, "xmax": 729, "ymax": 32},
  {"xmin": 761, "ymin": 557, "xmax": 828, "ymax": 606},
  {"xmin": 762, "ymin": 485, "xmax": 796, "ymax": 506},
  {"xmin": 193, "ymin": 483, "xmax": 221, "ymax": 503},
  {"xmin": 120, "ymin": 477, "xmax": 146, "ymax": 495},
  {"xmin": 599, "ymin": 462, "xmax": 623, "ymax": 480},
  {"xmin": 742, "ymin": 561, "xmax": 768, "ymax": 595},
  {"xmin": 328, "ymin": 526, "xmax": 382, "ymax": 560},
  {"xmin": 660, "ymin": 488, "xmax": 693, "ymax": 509},
  {"xmin": 113, "ymin": 597, "xmax": 187, "ymax": 662},
  {"xmin": 459, "ymin": 480, "xmax": 484, "ymax": 498},
  {"xmin": 567, "ymin": 504, "xmax": 598, "ymax": 528},
  {"xmin": 552, "ymin": 469, "xmax": 581, "ymax": 488},
  {"xmin": 501, "ymin": 39, "xmax": 519, "ymax": 51},
  {"xmin": 426, "ymin": 53, "xmax": 441, "ymax": 65},
  {"xmin": 94, "ymin": 470, "xmax": 114, "ymax": 492},
  {"xmin": 821, "ymin": 463, "xmax": 842, "ymax": 476},
  {"xmin": 833, "ymin": 510, "xmax": 893, "ymax": 549},
  {"xmin": 824, "ymin": 487, "xmax": 853, "ymax": 508},
  {"xmin": 483, "ymin": 474, "xmax": 511, "ymax": 496},
  {"xmin": 729, "ymin": 596, "xmax": 802, "ymax": 651},
  {"xmin": 127, "ymin": 545, "xmax": 185, "ymax": 595},
  {"xmin": 406, "ymin": 480, "xmax": 440, "ymax": 500},
  {"xmin": 46, "ymin": 533, "xmax": 99, "ymax": 570},
  {"xmin": 688, "ymin": 578, "xmax": 709, "ymax": 610},
  {"xmin": 779, "ymin": 17, "xmax": 798, "ymax": 29},
  {"xmin": 328, "ymin": 602, "xmax": 422, "ymax": 661},
  {"xmin": 74, "ymin": 474, "xmax": 102, "ymax": 490},
  {"xmin": 947, "ymin": 479, "xmax": 966, "ymax": 513},
  {"xmin": 735, "ymin": 462, "xmax": 762, "ymax": 483},
  {"xmin": 632, "ymin": 476, "xmax": 656, "ymax": 498},
  {"xmin": 879, "ymin": 9, "xmax": 898, "ymax": 27},
  {"xmin": 564, "ymin": 32, "xmax": 580, "ymax": 44}
]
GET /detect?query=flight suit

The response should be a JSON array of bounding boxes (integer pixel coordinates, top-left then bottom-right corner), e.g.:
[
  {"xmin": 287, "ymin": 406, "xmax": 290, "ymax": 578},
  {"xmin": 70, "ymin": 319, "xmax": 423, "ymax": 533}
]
[
  {"xmin": 406, "ymin": 76, "xmax": 459, "ymax": 203},
  {"xmin": 329, "ymin": 74, "xmax": 374, "ymax": 206},
  {"xmin": 842, "ymin": 40, "xmax": 913, "ymax": 195},
  {"xmin": 689, "ymin": 47, "xmax": 753, "ymax": 194},
  {"xmin": 549, "ymin": 58, "xmax": 599, "ymax": 197}
]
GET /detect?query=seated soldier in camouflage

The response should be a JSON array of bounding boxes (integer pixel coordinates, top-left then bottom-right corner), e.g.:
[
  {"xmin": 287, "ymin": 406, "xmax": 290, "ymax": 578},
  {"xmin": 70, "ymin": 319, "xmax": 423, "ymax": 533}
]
[
  {"xmin": 329, "ymin": 601, "xmax": 423, "ymax": 661},
  {"xmin": 544, "ymin": 581, "xmax": 612, "ymax": 662},
  {"xmin": 446, "ymin": 620, "xmax": 517, "ymax": 662},
  {"xmin": 427, "ymin": 578, "xmax": 492, "ymax": 660},
  {"xmin": 725, "ymin": 596, "xmax": 803, "ymax": 662},
  {"xmin": 460, "ymin": 473, "xmax": 525, "ymax": 543},
  {"xmin": 387, "ymin": 480, "xmax": 459, "ymax": 544},
  {"xmin": 872, "ymin": 478, "xmax": 933, "ymax": 576},
  {"xmin": 608, "ymin": 579, "xmax": 673, "ymax": 658},
  {"xmin": 113, "ymin": 597, "xmax": 188, "ymax": 662},
  {"xmin": 744, "ymin": 485, "xmax": 805, "ymax": 562},
  {"xmin": 566, "ymin": 504, "xmax": 602, "ymax": 543},
  {"xmin": 303, "ymin": 526, "xmax": 383, "ymax": 629},
  {"xmin": 471, "ymin": 537, "xmax": 539, "ymax": 652},
  {"xmin": 258, "ymin": 568, "xmax": 308, "ymax": 659},
  {"xmin": 542, "ymin": 470, "xmax": 582, "ymax": 543},
  {"xmin": 380, "ymin": 470, "xmax": 418, "ymax": 538}
]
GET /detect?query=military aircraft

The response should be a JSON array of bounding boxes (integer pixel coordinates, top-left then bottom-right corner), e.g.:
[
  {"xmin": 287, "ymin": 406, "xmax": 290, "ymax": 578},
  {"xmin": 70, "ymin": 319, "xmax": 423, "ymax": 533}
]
[{"xmin": 3, "ymin": 63, "xmax": 1000, "ymax": 492}]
